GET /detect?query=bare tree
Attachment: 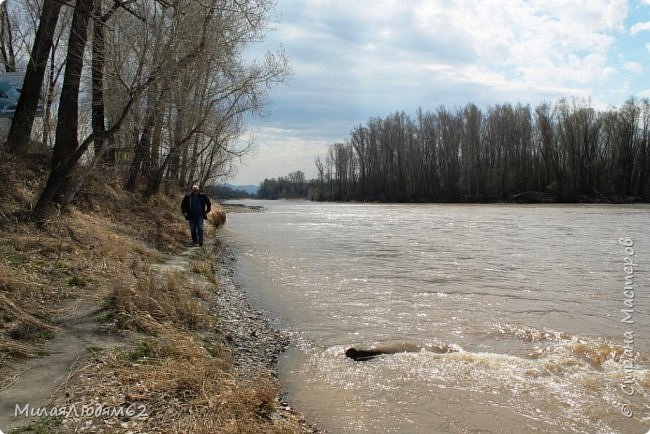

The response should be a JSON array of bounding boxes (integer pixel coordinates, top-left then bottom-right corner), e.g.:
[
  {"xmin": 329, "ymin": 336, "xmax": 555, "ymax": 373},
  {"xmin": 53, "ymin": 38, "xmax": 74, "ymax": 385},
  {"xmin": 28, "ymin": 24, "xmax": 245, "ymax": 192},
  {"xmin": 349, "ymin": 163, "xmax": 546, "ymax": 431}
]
[
  {"xmin": 313, "ymin": 98, "xmax": 650, "ymax": 203},
  {"xmin": 5, "ymin": 0, "xmax": 65, "ymax": 155},
  {"xmin": 34, "ymin": 0, "xmax": 94, "ymax": 214},
  {"xmin": 0, "ymin": 0, "xmax": 16, "ymax": 72}
]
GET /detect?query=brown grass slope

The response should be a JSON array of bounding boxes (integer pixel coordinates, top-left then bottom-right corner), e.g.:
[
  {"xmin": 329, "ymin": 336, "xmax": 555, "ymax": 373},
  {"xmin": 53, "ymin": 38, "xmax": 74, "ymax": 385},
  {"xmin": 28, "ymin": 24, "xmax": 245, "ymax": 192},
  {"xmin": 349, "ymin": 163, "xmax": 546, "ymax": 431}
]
[{"xmin": 0, "ymin": 152, "xmax": 308, "ymax": 433}]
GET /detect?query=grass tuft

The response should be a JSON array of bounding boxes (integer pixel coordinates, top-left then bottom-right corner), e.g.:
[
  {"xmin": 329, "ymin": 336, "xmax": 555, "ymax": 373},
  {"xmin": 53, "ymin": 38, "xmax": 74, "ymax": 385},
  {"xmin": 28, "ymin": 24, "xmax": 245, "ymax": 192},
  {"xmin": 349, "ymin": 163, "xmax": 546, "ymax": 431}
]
[
  {"xmin": 108, "ymin": 272, "xmax": 211, "ymax": 333},
  {"xmin": 189, "ymin": 259, "xmax": 216, "ymax": 283},
  {"xmin": 67, "ymin": 276, "xmax": 87, "ymax": 287}
]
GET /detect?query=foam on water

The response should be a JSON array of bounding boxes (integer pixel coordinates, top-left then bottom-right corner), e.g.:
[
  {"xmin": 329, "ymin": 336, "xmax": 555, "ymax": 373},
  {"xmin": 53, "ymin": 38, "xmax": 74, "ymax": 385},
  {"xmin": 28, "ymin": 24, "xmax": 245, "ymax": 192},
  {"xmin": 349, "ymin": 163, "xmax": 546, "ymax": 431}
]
[{"xmin": 293, "ymin": 332, "xmax": 648, "ymax": 433}]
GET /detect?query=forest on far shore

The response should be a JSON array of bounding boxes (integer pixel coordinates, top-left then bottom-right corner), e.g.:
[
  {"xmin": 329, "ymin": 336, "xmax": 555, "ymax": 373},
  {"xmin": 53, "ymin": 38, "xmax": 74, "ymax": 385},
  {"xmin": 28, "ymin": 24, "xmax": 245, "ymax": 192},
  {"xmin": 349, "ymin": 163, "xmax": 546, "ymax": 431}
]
[{"xmin": 259, "ymin": 98, "xmax": 650, "ymax": 203}]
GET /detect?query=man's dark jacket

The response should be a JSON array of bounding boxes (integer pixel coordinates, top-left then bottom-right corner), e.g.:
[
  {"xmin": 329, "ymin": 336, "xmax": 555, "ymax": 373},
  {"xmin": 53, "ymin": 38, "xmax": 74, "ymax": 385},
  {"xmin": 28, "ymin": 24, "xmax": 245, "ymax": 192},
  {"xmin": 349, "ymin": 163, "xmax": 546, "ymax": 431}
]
[{"xmin": 181, "ymin": 193, "xmax": 211, "ymax": 220}]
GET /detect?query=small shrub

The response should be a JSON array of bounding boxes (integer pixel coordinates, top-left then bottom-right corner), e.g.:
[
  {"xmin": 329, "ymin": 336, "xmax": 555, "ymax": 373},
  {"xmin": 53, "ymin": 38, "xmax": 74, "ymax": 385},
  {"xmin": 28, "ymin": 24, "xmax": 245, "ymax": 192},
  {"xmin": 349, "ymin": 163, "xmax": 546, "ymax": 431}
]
[{"xmin": 67, "ymin": 276, "xmax": 87, "ymax": 287}]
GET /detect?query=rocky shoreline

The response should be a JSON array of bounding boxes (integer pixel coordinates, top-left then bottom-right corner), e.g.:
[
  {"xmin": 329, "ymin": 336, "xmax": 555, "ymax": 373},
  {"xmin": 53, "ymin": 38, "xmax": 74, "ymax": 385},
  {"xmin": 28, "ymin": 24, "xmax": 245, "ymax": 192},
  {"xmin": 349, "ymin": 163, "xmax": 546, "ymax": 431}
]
[
  {"xmin": 212, "ymin": 239, "xmax": 288, "ymax": 377},
  {"xmin": 211, "ymin": 239, "xmax": 318, "ymax": 432}
]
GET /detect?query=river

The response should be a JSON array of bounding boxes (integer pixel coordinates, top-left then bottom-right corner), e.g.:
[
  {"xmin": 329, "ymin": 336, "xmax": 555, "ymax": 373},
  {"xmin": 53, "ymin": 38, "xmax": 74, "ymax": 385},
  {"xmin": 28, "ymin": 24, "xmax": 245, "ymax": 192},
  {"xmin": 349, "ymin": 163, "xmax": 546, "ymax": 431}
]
[{"xmin": 221, "ymin": 200, "xmax": 649, "ymax": 433}]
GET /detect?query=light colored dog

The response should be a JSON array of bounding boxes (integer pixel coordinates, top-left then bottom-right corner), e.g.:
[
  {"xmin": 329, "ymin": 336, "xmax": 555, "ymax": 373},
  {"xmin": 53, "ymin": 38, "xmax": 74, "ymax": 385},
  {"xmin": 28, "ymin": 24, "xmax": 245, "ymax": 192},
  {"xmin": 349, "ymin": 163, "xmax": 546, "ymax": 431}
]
[{"xmin": 206, "ymin": 207, "xmax": 227, "ymax": 229}]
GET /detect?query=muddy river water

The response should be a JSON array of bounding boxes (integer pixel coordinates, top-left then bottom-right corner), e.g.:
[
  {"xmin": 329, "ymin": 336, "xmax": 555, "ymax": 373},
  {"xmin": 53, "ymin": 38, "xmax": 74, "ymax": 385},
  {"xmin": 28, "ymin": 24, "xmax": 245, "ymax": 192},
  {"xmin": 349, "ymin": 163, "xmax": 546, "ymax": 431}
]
[{"xmin": 222, "ymin": 200, "xmax": 649, "ymax": 433}]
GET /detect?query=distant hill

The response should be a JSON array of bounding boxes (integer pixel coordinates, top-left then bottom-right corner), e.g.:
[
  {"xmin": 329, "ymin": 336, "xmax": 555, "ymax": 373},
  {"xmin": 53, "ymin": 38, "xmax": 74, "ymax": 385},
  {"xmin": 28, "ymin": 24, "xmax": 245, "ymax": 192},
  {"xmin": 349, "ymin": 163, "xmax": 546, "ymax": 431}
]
[
  {"xmin": 206, "ymin": 183, "xmax": 259, "ymax": 199},
  {"xmin": 222, "ymin": 184, "xmax": 259, "ymax": 195}
]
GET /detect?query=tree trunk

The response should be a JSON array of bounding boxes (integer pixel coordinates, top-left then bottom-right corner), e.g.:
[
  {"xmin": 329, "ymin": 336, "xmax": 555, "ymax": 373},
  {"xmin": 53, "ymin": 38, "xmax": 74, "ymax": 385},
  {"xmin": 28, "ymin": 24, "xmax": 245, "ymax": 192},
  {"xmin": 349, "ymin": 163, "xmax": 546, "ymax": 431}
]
[
  {"xmin": 150, "ymin": 111, "xmax": 163, "ymax": 170},
  {"xmin": 0, "ymin": 1, "xmax": 16, "ymax": 72},
  {"xmin": 34, "ymin": 0, "xmax": 93, "ymax": 215},
  {"xmin": 59, "ymin": 144, "xmax": 111, "ymax": 205},
  {"xmin": 92, "ymin": 0, "xmax": 107, "ymax": 162},
  {"xmin": 185, "ymin": 134, "xmax": 200, "ymax": 187},
  {"xmin": 124, "ymin": 113, "xmax": 155, "ymax": 191},
  {"xmin": 41, "ymin": 49, "xmax": 57, "ymax": 148},
  {"xmin": 6, "ymin": 0, "xmax": 63, "ymax": 155},
  {"xmin": 125, "ymin": 87, "xmax": 163, "ymax": 191},
  {"xmin": 146, "ymin": 149, "xmax": 177, "ymax": 197}
]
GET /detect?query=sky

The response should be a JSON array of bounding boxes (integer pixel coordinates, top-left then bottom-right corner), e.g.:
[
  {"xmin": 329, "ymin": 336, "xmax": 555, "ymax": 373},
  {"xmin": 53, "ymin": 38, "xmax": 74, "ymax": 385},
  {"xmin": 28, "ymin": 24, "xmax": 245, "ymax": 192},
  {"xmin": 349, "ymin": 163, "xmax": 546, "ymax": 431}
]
[{"xmin": 230, "ymin": 0, "xmax": 650, "ymax": 185}]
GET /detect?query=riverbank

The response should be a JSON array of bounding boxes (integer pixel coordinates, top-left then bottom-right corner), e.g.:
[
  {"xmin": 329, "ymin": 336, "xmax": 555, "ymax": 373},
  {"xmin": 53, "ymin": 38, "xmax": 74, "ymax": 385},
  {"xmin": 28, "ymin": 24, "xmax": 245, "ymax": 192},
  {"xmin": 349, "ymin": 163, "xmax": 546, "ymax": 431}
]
[
  {"xmin": 49, "ymin": 237, "xmax": 314, "ymax": 433},
  {"xmin": 266, "ymin": 192, "xmax": 646, "ymax": 204},
  {"xmin": 0, "ymin": 154, "xmax": 312, "ymax": 433}
]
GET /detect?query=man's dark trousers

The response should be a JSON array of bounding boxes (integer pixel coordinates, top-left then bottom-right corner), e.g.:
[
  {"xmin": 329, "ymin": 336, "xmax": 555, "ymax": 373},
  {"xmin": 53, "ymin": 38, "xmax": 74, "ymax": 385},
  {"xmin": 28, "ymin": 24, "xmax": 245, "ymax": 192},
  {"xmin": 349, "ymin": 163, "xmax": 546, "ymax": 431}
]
[{"xmin": 189, "ymin": 214, "xmax": 204, "ymax": 245}]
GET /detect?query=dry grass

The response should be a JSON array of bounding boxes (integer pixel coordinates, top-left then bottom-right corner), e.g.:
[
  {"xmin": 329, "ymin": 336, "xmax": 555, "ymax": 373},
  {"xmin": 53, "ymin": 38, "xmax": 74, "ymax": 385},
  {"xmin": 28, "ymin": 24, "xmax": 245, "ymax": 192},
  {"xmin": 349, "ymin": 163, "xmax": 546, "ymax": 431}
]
[
  {"xmin": 189, "ymin": 284, "xmax": 212, "ymax": 300},
  {"xmin": 189, "ymin": 258, "xmax": 216, "ymax": 283},
  {"xmin": 61, "ymin": 326, "xmax": 300, "ymax": 433},
  {"xmin": 0, "ymin": 152, "xmax": 309, "ymax": 433},
  {"xmin": 0, "ymin": 204, "xmax": 166, "ymax": 365},
  {"xmin": 108, "ymin": 272, "xmax": 212, "ymax": 334},
  {"xmin": 68, "ymin": 264, "xmax": 304, "ymax": 433},
  {"xmin": 0, "ymin": 153, "xmax": 188, "ymax": 368}
]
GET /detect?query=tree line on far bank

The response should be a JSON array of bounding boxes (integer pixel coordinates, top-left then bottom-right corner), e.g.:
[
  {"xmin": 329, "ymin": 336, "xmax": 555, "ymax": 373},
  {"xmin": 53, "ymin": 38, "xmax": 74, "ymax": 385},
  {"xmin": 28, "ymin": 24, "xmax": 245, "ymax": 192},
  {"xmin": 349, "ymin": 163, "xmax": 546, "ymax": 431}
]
[
  {"xmin": 258, "ymin": 171, "xmax": 309, "ymax": 199},
  {"xmin": 206, "ymin": 184, "xmax": 256, "ymax": 200},
  {"xmin": 259, "ymin": 98, "xmax": 650, "ymax": 203}
]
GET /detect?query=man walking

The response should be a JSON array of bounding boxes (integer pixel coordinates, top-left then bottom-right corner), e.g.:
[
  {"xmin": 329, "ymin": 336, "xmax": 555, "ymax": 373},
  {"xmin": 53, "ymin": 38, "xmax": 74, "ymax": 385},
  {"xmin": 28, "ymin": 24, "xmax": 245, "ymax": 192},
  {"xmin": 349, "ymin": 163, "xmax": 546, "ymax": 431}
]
[{"xmin": 181, "ymin": 184, "xmax": 211, "ymax": 246}]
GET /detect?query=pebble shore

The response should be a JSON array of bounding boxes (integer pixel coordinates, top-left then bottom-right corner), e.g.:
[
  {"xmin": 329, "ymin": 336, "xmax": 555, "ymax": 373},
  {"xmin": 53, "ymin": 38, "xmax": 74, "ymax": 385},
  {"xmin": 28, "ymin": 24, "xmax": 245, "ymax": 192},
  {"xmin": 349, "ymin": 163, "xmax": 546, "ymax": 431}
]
[
  {"xmin": 212, "ymin": 239, "xmax": 288, "ymax": 377},
  {"xmin": 211, "ymin": 239, "xmax": 318, "ymax": 432}
]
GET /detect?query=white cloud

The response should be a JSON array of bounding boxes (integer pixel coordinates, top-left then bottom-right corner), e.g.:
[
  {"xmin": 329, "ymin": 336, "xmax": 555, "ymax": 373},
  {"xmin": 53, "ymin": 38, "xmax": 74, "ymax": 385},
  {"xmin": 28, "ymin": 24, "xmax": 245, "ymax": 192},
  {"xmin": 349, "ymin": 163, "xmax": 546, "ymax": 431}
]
[
  {"xmin": 336, "ymin": 0, "xmax": 627, "ymax": 87},
  {"xmin": 614, "ymin": 80, "xmax": 631, "ymax": 95},
  {"xmin": 623, "ymin": 61, "xmax": 644, "ymax": 73},
  {"xmin": 232, "ymin": 127, "xmax": 330, "ymax": 183},
  {"xmin": 233, "ymin": 0, "xmax": 639, "ymax": 183},
  {"xmin": 270, "ymin": 0, "xmax": 628, "ymax": 108},
  {"xmin": 637, "ymin": 88, "xmax": 650, "ymax": 98},
  {"xmin": 630, "ymin": 21, "xmax": 650, "ymax": 35},
  {"xmin": 646, "ymin": 43, "xmax": 650, "ymax": 52}
]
